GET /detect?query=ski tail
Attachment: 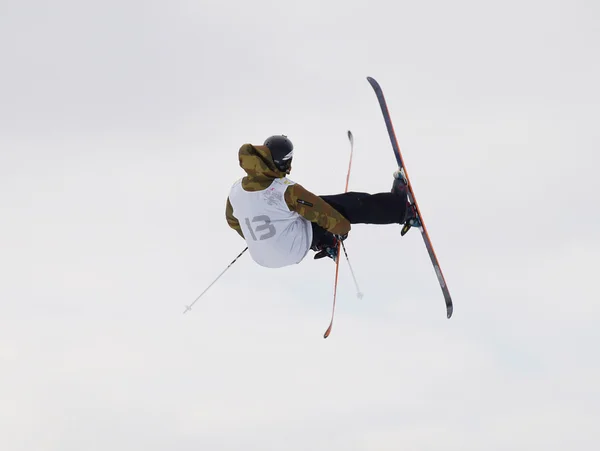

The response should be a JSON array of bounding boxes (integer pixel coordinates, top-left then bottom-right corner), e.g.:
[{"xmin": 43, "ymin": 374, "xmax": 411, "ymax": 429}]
[
  {"xmin": 367, "ymin": 77, "xmax": 453, "ymax": 319},
  {"xmin": 323, "ymin": 253, "xmax": 341, "ymax": 338}
]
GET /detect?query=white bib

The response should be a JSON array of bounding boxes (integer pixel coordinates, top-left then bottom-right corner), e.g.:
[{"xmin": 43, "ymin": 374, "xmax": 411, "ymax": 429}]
[{"xmin": 228, "ymin": 178, "xmax": 313, "ymax": 268}]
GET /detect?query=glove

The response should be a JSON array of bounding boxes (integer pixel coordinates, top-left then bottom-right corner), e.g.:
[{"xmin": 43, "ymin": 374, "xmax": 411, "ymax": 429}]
[
  {"xmin": 334, "ymin": 233, "xmax": 348, "ymax": 242},
  {"xmin": 314, "ymin": 246, "xmax": 338, "ymax": 262}
]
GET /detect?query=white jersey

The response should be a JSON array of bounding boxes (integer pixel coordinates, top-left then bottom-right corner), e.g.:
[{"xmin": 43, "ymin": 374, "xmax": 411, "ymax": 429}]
[{"xmin": 228, "ymin": 177, "xmax": 313, "ymax": 268}]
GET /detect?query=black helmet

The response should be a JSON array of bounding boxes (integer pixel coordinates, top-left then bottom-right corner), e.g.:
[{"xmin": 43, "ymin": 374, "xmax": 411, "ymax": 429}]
[{"xmin": 264, "ymin": 135, "xmax": 294, "ymax": 173}]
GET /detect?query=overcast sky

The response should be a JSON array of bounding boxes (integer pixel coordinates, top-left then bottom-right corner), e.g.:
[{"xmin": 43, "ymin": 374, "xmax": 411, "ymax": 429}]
[{"xmin": 1, "ymin": 1, "xmax": 599, "ymax": 450}]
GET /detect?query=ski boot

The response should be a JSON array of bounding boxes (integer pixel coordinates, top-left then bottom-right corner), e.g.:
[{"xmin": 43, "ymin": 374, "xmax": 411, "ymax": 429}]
[
  {"xmin": 401, "ymin": 203, "xmax": 421, "ymax": 236},
  {"xmin": 391, "ymin": 168, "xmax": 408, "ymax": 196},
  {"xmin": 392, "ymin": 168, "xmax": 421, "ymax": 235}
]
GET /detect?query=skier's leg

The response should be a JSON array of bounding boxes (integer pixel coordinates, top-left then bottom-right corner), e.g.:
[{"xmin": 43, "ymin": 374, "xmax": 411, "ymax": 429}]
[
  {"xmin": 310, "ymin": 190, "xmax": 408, "ymax": 257},
  {"xmin": 319, "ymin": 192, "xmax": 408, "ymax": 224},
  {"xmin": 310, "ymin": 182, "xmax": 412, "ymax": 259}
]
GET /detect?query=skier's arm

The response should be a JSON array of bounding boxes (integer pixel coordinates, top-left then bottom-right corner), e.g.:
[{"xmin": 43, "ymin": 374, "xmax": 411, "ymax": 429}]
[
  {"xmin": 225, "ymin": 197, "xmax": 244, "ymax": 239},
  {"xmin": 285, "ymin": 184, "xmax": 351, "ymax": 235}
]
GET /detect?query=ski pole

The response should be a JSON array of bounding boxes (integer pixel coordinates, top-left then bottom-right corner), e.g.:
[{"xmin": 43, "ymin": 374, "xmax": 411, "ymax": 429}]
[
  {"xmin": 341, "ymin": 241, "xmax": 363, "ymax": 299},
  {"xmin": 183, "ymin": 247, "xmax": 248, "ymax": 314}
]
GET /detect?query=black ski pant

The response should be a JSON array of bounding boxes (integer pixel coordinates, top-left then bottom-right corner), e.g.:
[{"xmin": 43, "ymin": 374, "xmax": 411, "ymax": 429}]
[{"xmin": 310, "ymin": 192, "xmax": 407, "ymax": 250}]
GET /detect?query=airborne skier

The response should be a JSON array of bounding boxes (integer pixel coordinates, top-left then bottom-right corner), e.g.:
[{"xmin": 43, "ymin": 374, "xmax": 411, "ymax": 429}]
[
  {"xmin": 225, "ymin": 135, "xmax": 419, "ymax": 268},
  {"xmin": 184, "ymin": 77, "xmax": 451, "ymax": 324}
]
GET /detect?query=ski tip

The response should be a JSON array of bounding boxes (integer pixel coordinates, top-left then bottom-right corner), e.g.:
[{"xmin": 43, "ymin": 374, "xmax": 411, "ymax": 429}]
[
  {"xmin": 323, "ymin": 325, "xmax": 333, "ymax": 339},
  {"xmin": 366, "ymin": 76, "xmax": 378, "ymax": 87},
  {"xmin": 446, "ymin": 305, "xmax": 453, "ymax": 319}
]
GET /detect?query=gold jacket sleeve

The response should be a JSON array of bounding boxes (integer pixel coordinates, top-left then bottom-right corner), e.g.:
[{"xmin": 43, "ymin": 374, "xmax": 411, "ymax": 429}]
[
  {"xmin": 284, "ymin": 184, "xmax": 351, "ymax": 235},
  {"xmin": 225, "ymin": 197, "xmax": 244, "ymax": 238}
]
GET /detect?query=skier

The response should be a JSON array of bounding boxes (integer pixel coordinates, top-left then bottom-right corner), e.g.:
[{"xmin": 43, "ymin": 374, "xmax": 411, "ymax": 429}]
[{"xmin": 225, "ymin": 135, "xmax": 419, "ymax": 268}]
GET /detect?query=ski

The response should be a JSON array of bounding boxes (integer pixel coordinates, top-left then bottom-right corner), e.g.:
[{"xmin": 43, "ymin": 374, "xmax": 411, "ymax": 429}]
[
  {"xmin": 324, "ymin": 130, "xmax": 357, "ymax": 338},
  {"xmin": 366, "ymin": 76, "xmax": 453, "ymax": 319}
]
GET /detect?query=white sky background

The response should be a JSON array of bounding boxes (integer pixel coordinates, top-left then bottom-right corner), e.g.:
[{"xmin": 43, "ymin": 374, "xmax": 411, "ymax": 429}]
[{"xmin": 1, "ymin": 0, "xmax": 599, "ymax": 449}]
